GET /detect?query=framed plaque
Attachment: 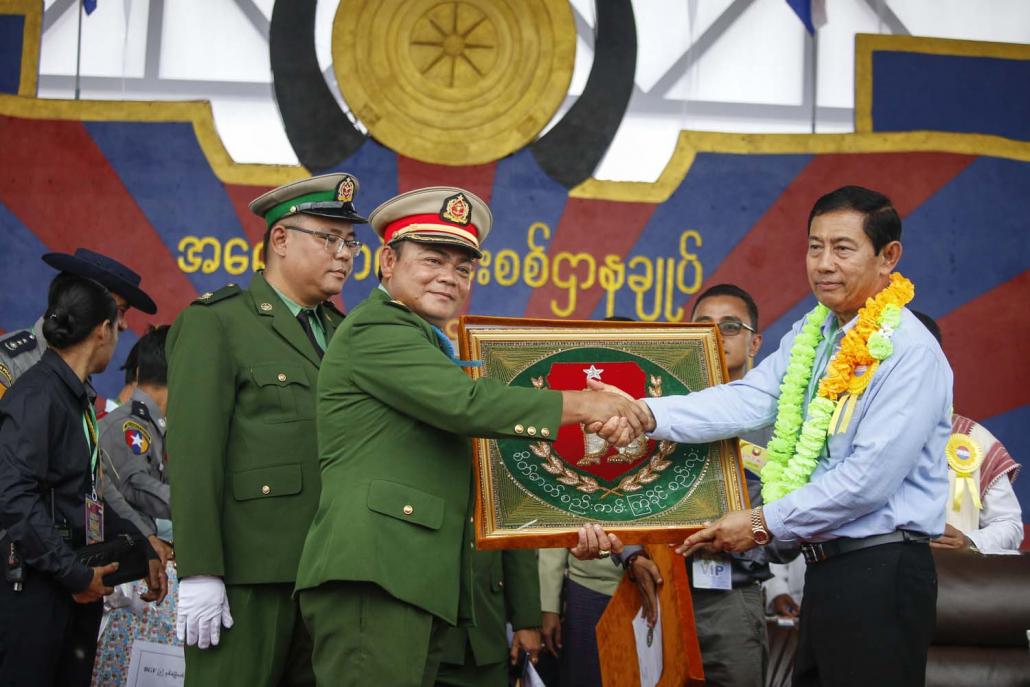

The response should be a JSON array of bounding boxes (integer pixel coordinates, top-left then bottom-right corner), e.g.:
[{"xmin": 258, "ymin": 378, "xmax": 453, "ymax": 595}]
[{"xmin": 459, "ymin": 316, "xmax": 749, "ymax": 550}]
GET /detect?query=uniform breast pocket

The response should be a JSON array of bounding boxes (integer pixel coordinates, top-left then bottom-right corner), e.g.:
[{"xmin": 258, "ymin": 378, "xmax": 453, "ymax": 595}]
[{"xmin": 249, "ymin": 363, "xmax": 314, "ymax": 423}]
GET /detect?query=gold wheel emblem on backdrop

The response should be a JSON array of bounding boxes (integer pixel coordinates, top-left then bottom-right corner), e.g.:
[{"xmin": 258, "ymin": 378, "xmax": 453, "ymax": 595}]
[{"xmin": 332, "ymin": 0, "xmax": 575, "ymax": 166}]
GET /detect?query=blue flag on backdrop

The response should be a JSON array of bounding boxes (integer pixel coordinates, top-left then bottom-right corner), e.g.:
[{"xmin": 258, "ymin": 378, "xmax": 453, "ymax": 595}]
[
  {"xmin": 786, "ymin": 0, "xmax": 815, "ymax": 34},
  {"xmin": 84, "ymin": 0, "xmax": 98, "ymax": 15}
]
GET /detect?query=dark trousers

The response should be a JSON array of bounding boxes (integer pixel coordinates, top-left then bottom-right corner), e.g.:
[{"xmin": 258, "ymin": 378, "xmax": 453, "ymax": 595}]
[
  {"xmin": 559, "ymin": 579, "xmax": 610, "ymax": 687},
  {"xmin": 793, "ymin": 541, "xmax": 937, "ymax": 687},
  {"xmin": 0, "ymin": 568, "xmax": 103, "ymax": 687}
]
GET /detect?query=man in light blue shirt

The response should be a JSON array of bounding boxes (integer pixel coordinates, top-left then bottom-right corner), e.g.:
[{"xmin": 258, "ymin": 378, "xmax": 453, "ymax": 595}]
[{"xmin": 598, "ymin": 186, "xmax": 951, "ymax": 687}]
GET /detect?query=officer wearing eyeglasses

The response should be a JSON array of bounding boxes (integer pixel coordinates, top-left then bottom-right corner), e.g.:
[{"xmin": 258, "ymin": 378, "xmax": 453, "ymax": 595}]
[{"xmin": 164, "ymin": 173, "xmax": 367, "ymax": 686}]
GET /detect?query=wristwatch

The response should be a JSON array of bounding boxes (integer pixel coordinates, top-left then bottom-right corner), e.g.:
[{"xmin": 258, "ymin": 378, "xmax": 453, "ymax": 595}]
[{"xmin": 750, "ymin": 507, "xmax": 771, "ymax": 545}]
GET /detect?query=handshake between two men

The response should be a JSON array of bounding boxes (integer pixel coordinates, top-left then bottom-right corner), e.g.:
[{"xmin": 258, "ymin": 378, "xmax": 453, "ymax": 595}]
[{"xmin": 560, "ymin": 378, "xmax": 657, "ymax": 447}]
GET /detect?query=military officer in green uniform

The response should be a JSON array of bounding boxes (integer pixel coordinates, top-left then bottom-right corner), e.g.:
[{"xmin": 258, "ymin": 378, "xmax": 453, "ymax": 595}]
[
  {"xmin": 295, "ymin": 186, "xmax": 650, "ymax": 687},
  {"xmin": 165, "ymin": 172, "xmax": 367, "ymax": 686},
  {"xmin": 0, "ymin": 249, "xmax": 157, "ymax": 400},
  {"xmin": 435, "ymin": 549, "xmax": 542, "ymax": 687}
]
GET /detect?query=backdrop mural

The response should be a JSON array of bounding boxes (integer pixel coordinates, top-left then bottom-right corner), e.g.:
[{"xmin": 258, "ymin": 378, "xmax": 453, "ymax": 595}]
[{"xmin": 1, "ymin": 1, "xmax": 1028, "ymax": 523}]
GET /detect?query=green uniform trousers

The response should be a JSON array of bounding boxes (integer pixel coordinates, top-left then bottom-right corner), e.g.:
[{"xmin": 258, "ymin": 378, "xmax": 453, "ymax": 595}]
[
  {"xmin": 184, "ymin": 582, "xmax": 314, "ymax": 687},
  {"xmin": 692, "ymin": 584, "xmax": 769, "ymax": 687},
  {"xmin": 435, "ymin": 644, "xmax": 508, "ymax": 687},
  {"xmin": 299, "ymin": 581, "xmax": 449, "ymax": 687}
]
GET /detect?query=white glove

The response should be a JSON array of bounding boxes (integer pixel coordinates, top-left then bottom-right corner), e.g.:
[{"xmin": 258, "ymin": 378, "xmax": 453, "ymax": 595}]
[{"xmin": 176, "ymin": 575, "xmax": 234, "ymax": 649}]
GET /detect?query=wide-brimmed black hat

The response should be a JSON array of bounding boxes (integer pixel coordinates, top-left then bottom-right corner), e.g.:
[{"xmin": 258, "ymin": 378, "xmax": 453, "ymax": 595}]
[{"xmin": 42, "ymin": 249, "xmax": 158, "ymax": 314}]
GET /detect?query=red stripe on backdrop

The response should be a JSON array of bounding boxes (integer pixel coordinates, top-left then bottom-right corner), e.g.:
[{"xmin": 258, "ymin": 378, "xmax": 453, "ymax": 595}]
[
  {"xmin": 396, "ymin": 157, "xmax": 497, "ymax": 203},
  {"xmin": 687, "ymin": 152, "xmax": 976, "ymax": 327},
  {"xmin": 0, "ymin": 116, "xmax": 198, "ymax": 332},
  {"xmin": 523, "ymin": 198, "xmax": 658, "ymax": 318},
  {"xmin": 939, "ymin": 269, "xmax": 1029, "ymax": 420},
  {"xmin": 223, "ymin": 184, "xmax": 275, "ymax": 246}
]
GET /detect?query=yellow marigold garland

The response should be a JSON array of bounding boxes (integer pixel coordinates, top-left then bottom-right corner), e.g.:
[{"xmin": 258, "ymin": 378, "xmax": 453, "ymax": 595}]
[{"xmin": 761, "ymin": 273, "xmax": 915, "ymax": 502}]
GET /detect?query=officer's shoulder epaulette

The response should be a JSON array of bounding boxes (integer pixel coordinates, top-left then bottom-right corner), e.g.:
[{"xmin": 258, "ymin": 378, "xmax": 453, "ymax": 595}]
[
  {"xmin": 385, "ymin": 299, "xmax": 411, "ymax": 312},
  {"xmin": 131, "ymin": 399, "xmax": 152, "ymax": 423},
  {"xmin": 0, "ymin": 329, "xmax": 38, "ymax": 358},
  {"xmin": 192, "ymin": 283, "xmax": 242, "ymax": 306}
]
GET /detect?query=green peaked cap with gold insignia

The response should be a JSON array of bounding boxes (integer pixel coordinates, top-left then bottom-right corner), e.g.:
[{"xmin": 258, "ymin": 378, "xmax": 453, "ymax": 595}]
[{"xmin": 249, "ymin": 172, "xmax": 368, "ymax": 229}]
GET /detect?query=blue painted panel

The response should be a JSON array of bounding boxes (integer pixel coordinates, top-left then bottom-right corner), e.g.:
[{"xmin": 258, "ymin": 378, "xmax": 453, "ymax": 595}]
[
  {"xmin": 0, "ymin": 15, "xmax": 24, "ymax": 95},
  {"xmin": 872, "ymin": 52, "xmax": 1030, "ymax": 141}
]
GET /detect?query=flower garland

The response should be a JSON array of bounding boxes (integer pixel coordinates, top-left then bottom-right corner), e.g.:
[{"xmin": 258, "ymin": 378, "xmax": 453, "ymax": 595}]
[{"xmin": 760, "ymin": 273, "xmax": 915, "ymax": 502}]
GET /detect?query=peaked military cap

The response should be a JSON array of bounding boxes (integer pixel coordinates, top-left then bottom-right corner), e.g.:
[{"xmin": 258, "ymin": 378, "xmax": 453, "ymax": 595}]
[
  {"xmin": 369, "ymin": 186, "xmax": 492, "ymax": 259},
  {"xmin": 249, "ymin": 172, "xmax": 368, "ymax": 228},
  {"xmin": 42, "ymin": 248, "xmax": 157, "ymax": 314}
]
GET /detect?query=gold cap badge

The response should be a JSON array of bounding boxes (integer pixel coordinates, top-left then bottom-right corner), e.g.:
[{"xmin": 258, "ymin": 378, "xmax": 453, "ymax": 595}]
[
  {"xmin": 440, "ymin": 193, "xmax": 471, "ymax": 226},
  {"xmin": 337, "ymin": 175, "xmax": 355, "ymax": 203}
]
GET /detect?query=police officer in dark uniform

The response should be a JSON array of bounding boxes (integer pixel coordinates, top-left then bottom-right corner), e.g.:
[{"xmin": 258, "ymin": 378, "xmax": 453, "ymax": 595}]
[
  {"xmin": 0, "ymin": 271, "xmax": 167, "ymax": 687},
  {"xmin": 0, "ymin": 249, "xmax": 157, "ymax": 401}
]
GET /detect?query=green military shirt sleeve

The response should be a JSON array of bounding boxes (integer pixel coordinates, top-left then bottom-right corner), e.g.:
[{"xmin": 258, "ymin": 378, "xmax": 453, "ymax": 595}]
[
  {"xmin": 537, "ymin": 548, "xmax": 569, "ymax": 614},
  {"xmin": 165, "ymin": 304, "xmax": 236, "ymax": 577},
  {"xmin": 503, "ymin": 549, "xmax": 542, "ymax": 631},
  {"xmin": 348, "ymin": 309, "xmax": 563, "ymax": 439}
]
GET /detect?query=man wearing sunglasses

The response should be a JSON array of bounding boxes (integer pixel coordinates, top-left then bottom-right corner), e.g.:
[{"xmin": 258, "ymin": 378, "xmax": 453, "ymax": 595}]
[{"xmin": 165, "ymin": 173, "xmax": 366, "ymax": 686}]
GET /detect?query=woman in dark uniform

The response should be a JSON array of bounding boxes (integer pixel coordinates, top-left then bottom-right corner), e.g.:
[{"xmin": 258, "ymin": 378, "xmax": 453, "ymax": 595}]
[{"xmin": 0, "ymin": 273, "xmax": 167, "ymax": 687}]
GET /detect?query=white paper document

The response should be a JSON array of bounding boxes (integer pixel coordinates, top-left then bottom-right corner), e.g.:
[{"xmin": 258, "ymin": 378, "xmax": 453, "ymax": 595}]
[
  {"xmin": 632, "ymin": 604, "xmax": 663, "ymax": 687},
  {"xmin": 126, "ymin": 640, "xmax": 185, "ymax": 687}
]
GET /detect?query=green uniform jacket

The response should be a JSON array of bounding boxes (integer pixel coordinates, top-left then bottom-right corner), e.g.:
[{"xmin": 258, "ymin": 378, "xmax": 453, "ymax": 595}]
[
  {"xmin": 165, "ymin": 273, "xmax": 343, "ymax": 584},
  {"xmin": 295, "ymin": 288, "xmax": 563, "ymax": 625},
  {"xmin": 439, "ymin": 549, "xmax": 542, "ymax": 667}
]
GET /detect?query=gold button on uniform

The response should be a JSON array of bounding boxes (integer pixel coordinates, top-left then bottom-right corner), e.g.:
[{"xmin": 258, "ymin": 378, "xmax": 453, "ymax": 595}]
[
  {"xmin": 514, "ymin": 424, "xmax": 525, "ymax": 434},
  {"xmin": 527, "ymin": 426, "xmax": 537, "ymax": 436},
  {"xmin": 541, "ymin": 428, "xmax": 550, "ymax": 438},
  {"xmin": 403, "ymin": 505, "xmax": 414, "ymax": 515},
  {"xmin": 277, "ymin": 373, "xmax": 287, "ymax": 382},
  {"xmin": 261, "ymin": 485, "xmax": 271, "ymax": 495},
  {"xmin": 200, "ymin": 292, "xmax": 213, "ymax": 299},
  {"xmin": 260, "ymin": 302, "xmax": 273, "ymax": 311}
]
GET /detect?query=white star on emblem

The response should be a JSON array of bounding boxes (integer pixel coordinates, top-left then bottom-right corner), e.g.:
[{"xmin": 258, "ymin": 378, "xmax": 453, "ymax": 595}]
[
  {"xmin": 130, "ymin": 433, "xmax": 144, "ymax": 448},
  {"xmin": 582, "ymin": 365, "xmax": 604, "ymax": 381}
]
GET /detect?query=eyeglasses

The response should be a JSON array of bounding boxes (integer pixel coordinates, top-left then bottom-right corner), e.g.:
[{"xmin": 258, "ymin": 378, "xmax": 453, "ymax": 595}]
[
  {"xmin": 713, "ymin": 320, "xmax": 756, "ymax": 337},
  {"xmin": 283, "ymin": 226, "xmax": 363, "ymax": 256}
]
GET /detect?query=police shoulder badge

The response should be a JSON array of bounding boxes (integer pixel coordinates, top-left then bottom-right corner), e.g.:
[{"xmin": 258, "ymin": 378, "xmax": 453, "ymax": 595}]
[
  {"xmin": 337, "ymin": 175, "xmax": 356, "ymax": 203},
  {"xmin": 440, "ymin": 193, "xmax": 471, "ymax": 225},
  {"xmin": 123, "ymin": 420, "xmax": 152, "ymax": 456}
]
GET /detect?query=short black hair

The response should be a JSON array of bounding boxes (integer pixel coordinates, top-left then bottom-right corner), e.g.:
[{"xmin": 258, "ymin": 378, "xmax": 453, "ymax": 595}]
[
  {"xmin": 42, "ymin": 273, "xmax": 118, "ymax": 349},
  {"xmin": 134, "ymin": 325, "xmax": 170, "ymax": 386},
  {"xmin": 691, "ymin": 283, "xmax": 759, "ymax": 331},
  {"xmin": 807, "ymin": 185, "xmax": 901, "ymax": 254},
  {"xmin": 910, "ymin": 310, "xmax": 942, "ymax": 347},
  {"xmin": 121, "ymin": 337, "xmax": 142, "ymax": 385}
]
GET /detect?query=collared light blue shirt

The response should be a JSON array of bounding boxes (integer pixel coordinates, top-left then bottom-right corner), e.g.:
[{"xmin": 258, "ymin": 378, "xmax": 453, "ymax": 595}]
[{"xmin": 645, "ymin": 307, "xmax": 952, "ymax": 543}]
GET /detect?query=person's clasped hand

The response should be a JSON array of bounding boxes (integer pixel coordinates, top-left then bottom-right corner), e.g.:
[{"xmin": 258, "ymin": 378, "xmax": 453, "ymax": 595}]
[{"xmin": 176, "ymin": 575, "xmax": 234, "ymax": 649}]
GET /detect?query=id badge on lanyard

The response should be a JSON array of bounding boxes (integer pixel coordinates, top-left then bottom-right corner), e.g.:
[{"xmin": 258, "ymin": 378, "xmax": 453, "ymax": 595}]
[{"xmin": 83, "ymin": 406, "xmax": 104, "ymax": 545}]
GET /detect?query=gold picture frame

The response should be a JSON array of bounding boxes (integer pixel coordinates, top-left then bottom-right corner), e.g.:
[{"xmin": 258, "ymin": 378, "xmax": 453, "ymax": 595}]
[{"xmin": 459, "ymin": 316, "xmax": 750, "ymax": 550}]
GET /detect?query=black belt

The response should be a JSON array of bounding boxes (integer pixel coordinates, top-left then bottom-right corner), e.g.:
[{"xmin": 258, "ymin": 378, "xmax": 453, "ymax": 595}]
[{"xmin": 800, "ymin": 530, "xmax": 929, "ymax": 564}]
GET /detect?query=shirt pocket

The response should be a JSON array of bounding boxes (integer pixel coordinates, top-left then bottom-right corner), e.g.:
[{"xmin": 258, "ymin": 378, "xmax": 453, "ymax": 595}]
[
  {"xmin": 366, "ymin": 479, "xmax": 444, "ymax": 530},
  {"xmin": 249, "ymin": 362, "xmax": 313, "ymax": 423},
  {"xmin": 231, "ymin": 463, "xmax": 303, "ymax": 501}
]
